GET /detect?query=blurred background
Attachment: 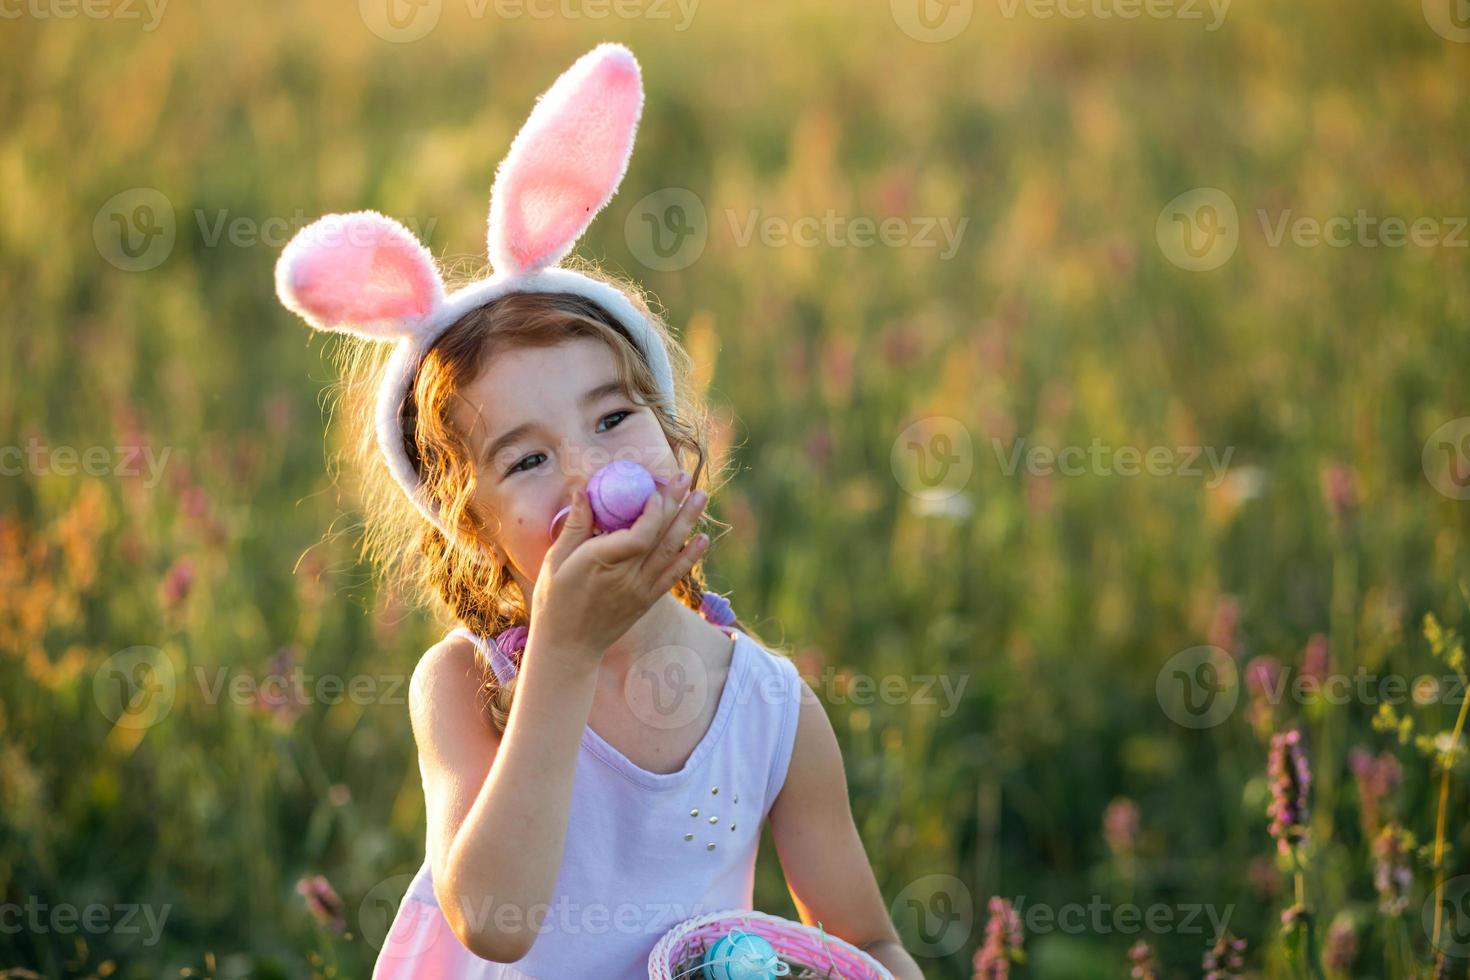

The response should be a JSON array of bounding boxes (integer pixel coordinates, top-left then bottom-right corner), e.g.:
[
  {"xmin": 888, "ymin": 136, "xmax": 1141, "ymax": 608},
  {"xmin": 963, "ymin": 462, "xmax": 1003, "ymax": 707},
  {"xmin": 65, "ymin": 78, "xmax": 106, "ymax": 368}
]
[{"xmin": 2, "ymin": 0, "xmax": 1469, "ymax": 977}]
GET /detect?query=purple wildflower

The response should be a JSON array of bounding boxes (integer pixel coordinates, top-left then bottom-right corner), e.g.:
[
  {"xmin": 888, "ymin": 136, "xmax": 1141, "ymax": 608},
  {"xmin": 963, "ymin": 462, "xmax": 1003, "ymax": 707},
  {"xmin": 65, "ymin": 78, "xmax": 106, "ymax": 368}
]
[
  {"xmin": 1323, "ymin": 914, "xmax": 1358, "ymax": 974},
  {"xmin": 1203, "ymin": 931, "xmax": 1247, "ymax": 980},
  {"xmin": 971, "ymin": 897, "xmax": 1023, "ymax": 980},
  {"xmin": 296, "ymin": 875, "xmax": 345, "ymax": 934},
  {"xmin": 1301, "ymin": 633, "xmax": 1330, "ymax": 683},
  {"xmin": 1281, "ymin": 904, "xmax": 1307, "ymax": 931},
  {"xmin": 1244, "ymin": 655, "xmax": 1284, "ymax": 732},
  {"xmin": 1209, "ymin": 595, "xmax": 1240, "ymax": 654},
  {"xmin": 1372, "ymin": 823, "xmax": 1414, "ymax": 916},
  {"xmin": 160, "ymin": 557, "xmax": 195, "ymax": 609},
  {"xmin": 1128, "ymin": 940, "xmax": 1158, "ymax": 980},
  {"xmin": 1103, "ymin": 797, "xmax": 1140, "ymax": 859},
  {"xmin": 1267, "ymin": 728, "xmax": 1311, "ymax": 855},
  {"xmin": 254, "ymin": 646, "xmax": 306, "ymax": 727},
  {"xmin": 1244, "ymin": 655, "xmax": 1283, "ymax": 701},
  {"xmin": 1319, "ymin": 461, "xmax": 1358, "ymax": 519},
  {"xmin": 1348, "ymin": 747, "xmax": 1401, "ymax": 836}
]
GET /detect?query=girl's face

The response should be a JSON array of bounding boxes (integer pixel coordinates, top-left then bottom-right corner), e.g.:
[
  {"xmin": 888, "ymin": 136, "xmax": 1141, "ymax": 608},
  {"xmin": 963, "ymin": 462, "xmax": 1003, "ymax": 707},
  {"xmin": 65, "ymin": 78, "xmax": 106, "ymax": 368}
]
[{"xmin": 448, "ymin": 335, "xmax": 681, "ymax": 590}]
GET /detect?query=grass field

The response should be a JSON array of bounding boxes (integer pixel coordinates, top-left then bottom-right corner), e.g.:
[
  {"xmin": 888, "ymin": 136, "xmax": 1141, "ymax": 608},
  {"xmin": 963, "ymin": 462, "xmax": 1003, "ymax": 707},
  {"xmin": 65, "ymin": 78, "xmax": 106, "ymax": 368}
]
[{"xmin": 2, "ymin": 0, "xmax": 1469, "ymax": 976}]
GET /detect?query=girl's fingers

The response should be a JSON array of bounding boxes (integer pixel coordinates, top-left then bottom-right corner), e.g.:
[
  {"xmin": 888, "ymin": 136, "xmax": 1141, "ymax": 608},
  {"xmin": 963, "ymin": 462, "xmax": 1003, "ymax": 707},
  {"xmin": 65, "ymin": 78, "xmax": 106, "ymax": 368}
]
[
  {"xmin": 589, "ymin": 482, "xmax": 682, "ymax": 562},
  {"xmin": 648, "ymin": 532, "xmax": 710, "ymax": 597},
  {"xmin": 545, "ymin": 488, "xmax": 595, "ymax": 566},
  {"xmin": 640, "ymin": 488, "xmax": 707, "ymax": 574}
]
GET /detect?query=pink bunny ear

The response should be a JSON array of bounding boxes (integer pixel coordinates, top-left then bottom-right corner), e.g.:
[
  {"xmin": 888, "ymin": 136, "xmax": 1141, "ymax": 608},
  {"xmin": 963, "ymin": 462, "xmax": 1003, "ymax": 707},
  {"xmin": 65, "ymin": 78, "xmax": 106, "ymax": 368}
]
[
  {"xmin": 487, "ymin": 43, "xmax": 644, "ymax": 276},
  {"xmin": 275, "ymin": 210, "xmax": 444, "ymax": 341}
]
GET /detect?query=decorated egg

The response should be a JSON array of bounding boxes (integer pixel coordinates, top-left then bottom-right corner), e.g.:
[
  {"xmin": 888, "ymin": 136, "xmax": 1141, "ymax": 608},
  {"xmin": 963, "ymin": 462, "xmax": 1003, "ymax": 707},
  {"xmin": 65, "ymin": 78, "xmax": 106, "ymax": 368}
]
[
  {"xmin": 701, "ymin": 929, "xmax": 791, "ymax": 980},
  {"xmin": 548, "ymin": 459, "xmax": 665, "ymax": 541},
  {"xmin": 588, "ymin": 459, "xmax": 659, "ymax": 531}
]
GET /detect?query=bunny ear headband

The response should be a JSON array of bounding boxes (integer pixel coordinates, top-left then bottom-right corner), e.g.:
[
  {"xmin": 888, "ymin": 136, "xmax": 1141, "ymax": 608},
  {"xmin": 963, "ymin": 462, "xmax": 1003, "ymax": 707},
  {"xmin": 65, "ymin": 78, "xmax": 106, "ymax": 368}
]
[{"xmin": 273, "ymin": 43, "xmax": 675, "ymax": 539}]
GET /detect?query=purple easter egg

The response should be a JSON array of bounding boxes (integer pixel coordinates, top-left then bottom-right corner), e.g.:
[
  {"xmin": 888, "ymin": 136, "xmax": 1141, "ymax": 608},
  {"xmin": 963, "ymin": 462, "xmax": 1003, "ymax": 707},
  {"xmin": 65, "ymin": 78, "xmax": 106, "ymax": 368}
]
[{"xmin": 587, "ymin": 460, "xmax": 658, "ymax": 532}]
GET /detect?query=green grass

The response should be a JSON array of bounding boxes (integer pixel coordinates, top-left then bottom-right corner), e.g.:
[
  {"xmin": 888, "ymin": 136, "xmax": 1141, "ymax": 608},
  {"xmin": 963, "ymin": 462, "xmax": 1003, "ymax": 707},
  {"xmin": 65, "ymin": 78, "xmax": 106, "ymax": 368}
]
[{"xmin": 2, "ymin": 0, "xmax": 1469, "ymax": 976}]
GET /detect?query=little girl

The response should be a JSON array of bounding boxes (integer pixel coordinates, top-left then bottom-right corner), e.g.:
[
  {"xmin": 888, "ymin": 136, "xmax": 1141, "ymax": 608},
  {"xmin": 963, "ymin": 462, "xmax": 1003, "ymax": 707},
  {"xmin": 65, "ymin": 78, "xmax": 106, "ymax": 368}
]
[{"xmin": 274, "ymin": 43, "xmax": 923, "ymax": 980}]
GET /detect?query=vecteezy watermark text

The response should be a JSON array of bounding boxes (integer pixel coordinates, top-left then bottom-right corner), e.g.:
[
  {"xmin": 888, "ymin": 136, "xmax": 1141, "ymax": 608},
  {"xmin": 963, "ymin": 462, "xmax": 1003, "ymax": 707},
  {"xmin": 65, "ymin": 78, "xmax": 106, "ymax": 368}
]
[
  {"xmin": 1257, "ymin": 209, "xmax": 1469, "ymax": 249},
  {"xmin": 725, "ymin": 209, "xmax": 968, "ymax": 260},
  {"xmin": 1014, "ymin": 895, "xmax": 1234, "ymax": 936},
  {"xmin": 192, "ymin": 666, "xmax": 409, "ymax": 708},
  {"xmin": 0, "ymin": 897, "xmax": 171, "ymax": 946},
  {"xmin": 991, "ymin": 438, "xmax": 1234, "ymax": 487},
  {"xmin": 1, "ymin": 439, "xmax": 172, "ymax": 488},
  {"xmin": 0, "ymin": 0, "xmax": 166, "ymax": 30},
  {"xmin": 359, "ymin": 0, "xmax": 699, "ymax": 44},
  {"xmin": 994, "ymin": 0, "xmax": 1230, "ymax": 30},
  {"xmin": 1158, "ymin": 188, "xmax": 1470, "ymax": 271}
]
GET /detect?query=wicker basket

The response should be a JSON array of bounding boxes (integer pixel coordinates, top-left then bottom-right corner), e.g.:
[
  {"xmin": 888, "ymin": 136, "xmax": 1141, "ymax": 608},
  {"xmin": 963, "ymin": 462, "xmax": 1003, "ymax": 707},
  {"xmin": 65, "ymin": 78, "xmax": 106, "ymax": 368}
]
[{"xmin": 647, "ymin": 908, "xmax": 894, "ymax": 979}]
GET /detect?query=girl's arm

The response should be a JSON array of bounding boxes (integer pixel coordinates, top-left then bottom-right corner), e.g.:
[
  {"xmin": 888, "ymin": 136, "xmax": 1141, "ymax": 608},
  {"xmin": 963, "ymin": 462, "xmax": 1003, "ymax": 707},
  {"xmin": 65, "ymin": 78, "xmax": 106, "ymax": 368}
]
[
  {"xmin": 411, "ymin": 480, "xmax": 708, "ymax": 963},
  {"xmin": 768, "ymin": 681, "xmax": 926, "ymax": 980},
  {"xmin": 410, "ymin": 630, "xmax": 600, "ymax": 963}
]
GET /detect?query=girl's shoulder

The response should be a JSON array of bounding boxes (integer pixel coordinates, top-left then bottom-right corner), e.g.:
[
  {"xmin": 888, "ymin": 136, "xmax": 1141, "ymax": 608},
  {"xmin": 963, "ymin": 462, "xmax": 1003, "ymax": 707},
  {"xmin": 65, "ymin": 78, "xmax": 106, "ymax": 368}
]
[
  {"xmin": 417, "ymin": 628, "xmax": 485, "ymax": 681},
  {"xmin": 413, "ymin": 629, "xmax": 483, "ymax": 692},
  {"xmin": 422, "ymin": 624, "xmax": 509, "ymax": 679},
  {"xmin": 409, "ymin": 630, "xmax": 497, "ymax": 732}
]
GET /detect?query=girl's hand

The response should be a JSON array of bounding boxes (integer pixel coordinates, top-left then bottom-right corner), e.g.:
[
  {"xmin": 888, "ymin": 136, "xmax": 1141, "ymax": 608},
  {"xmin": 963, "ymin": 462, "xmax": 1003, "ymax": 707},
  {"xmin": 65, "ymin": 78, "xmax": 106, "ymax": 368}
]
[{"xmin": 527, "ymin": 471, "xmax": 709, "ymax": 672}]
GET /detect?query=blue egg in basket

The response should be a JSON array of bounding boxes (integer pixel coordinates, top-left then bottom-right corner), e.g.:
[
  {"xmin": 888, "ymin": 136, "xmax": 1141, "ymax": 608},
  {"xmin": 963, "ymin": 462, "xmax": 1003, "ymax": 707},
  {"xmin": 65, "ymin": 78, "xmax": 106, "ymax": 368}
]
[{"xmin": 701, "ymin": 929, "xmax": 792, "ymax": 980}]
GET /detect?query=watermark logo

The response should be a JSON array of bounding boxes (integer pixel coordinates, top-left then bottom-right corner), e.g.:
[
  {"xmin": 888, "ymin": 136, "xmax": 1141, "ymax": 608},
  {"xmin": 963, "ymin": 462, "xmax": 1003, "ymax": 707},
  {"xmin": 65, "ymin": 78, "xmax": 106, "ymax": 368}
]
[
  {"xmin": 1156, "ymin": 188, "xmax": 1239, "ymax": 271},
  {"xmin": 93, "ymin": 188, "xmax": 176, "ymax": 272},
  {"xmin": 808, "ymin": 669, "xmax": 971, "ymax": 718},
  {"xmin": 1423, "ymin": 417, "xmax": 1470, "ymax": 500},
  {"xmin": 0, "ymin": 439, "xmax": 173, "ymax": 488},
  {"xmin": 623, "ymin": 644, "xmax": 711, "ymax": 731},
  {"xmin": 890, "ymin": 874, "xmax": 973, "ymax": 956},
  {"xmin": 360, "ymin": 874, "xmax": 444, "ymax": 954},
  {"xmin": 891, "ymin": 0, "xmax": 974, "ymax": 41},
  {"xmin": 992, "ymin": 438, "xmax": 1234, "ymax": 486},
  {"xmin": 0, "ymin": 0, "xmax": 168, "ymax": 30},
  {"xmin": 360, "ymin": 0, "xmax": 441, "ymax": 41},
  {"xmin": 362, "ymin": 0, "xmax": 699, "ymax": 38},
  {"xmin": 1015, "ymin": 896, "xmax": 1233, "ymax": 936},
  {"xmin": 194, "ymin": 209, "xmax": 438, "ymax": 250},
  {"xmin": 1423, "ymin": 0, "xmax": 1470, "ymax": 42},
  {"xmin": 891, "ymin": 416, "xmax": 974, "ymax": 501},
  {"xmin": 995, "ymin": 0, "xmax": 1230, "ymax": 29},
  {"xmin": 1156, "ymin": 645, "xmax": 1239, "ymax": 729},
  {"xmin": 725, "ymin": 209, "xmax": 967, "ymax": 259},
  {"xmin": 0, "ymin": 897, "xmax": 171, "ymax": 946},
  {"xmin": 93, "ymin": 646, "xmax": 178, "ymax": 730},
  {"xmin": 1424, "ymin": 875, "xmax": 1470, "ymax": 956},
  {"xmin": 96, "ymin": 197, "xmax": 442, "ymax": 266},
  {"xmin": 623, "ymin": 190, "xmax": 967, "ymax": 270},
  {"xmin": 190, "ymin": 665, "xmax": 409, "ymax": 710},
  {"xmin": 625, "ymin": 188, "xmax": 708, "ymax": 272},
  {"xmin": 1257, "ymin": 209, "xmax": 1468, "ymax": 249},
  {"xmin": 1160, "ymin": 189, "xmax": 1468, "ymax": 270}
]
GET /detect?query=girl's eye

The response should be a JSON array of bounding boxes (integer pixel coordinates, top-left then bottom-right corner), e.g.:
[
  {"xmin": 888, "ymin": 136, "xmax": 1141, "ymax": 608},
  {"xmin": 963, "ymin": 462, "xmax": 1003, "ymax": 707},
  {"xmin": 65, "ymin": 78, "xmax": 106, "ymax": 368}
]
[
  {"xmin": 508, "ymin": 452, "xmax": 549, "ymax": 476},
  {"xmin": 505, "ymin": 411, "xmax": 632, "ymax": 476},
  {"xmin": 597, "ymin": 410, "xmax": 633, "ymax": 432}
]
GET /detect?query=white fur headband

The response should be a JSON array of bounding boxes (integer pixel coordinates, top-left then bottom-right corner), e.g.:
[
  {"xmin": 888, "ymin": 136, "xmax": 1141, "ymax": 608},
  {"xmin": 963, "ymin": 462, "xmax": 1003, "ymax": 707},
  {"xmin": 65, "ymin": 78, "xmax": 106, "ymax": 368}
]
[{"xmin": 273, "ymin": 43, "xmax": 675, "ymax": 538}]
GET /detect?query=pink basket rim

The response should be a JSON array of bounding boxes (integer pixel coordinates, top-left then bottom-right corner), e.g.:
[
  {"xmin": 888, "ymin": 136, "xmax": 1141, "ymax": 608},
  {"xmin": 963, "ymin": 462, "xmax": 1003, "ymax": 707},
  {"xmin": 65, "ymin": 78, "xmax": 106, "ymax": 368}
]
[{"xmin": 647, "ymin": 907, "xmax": 894, "ymax": 979}]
